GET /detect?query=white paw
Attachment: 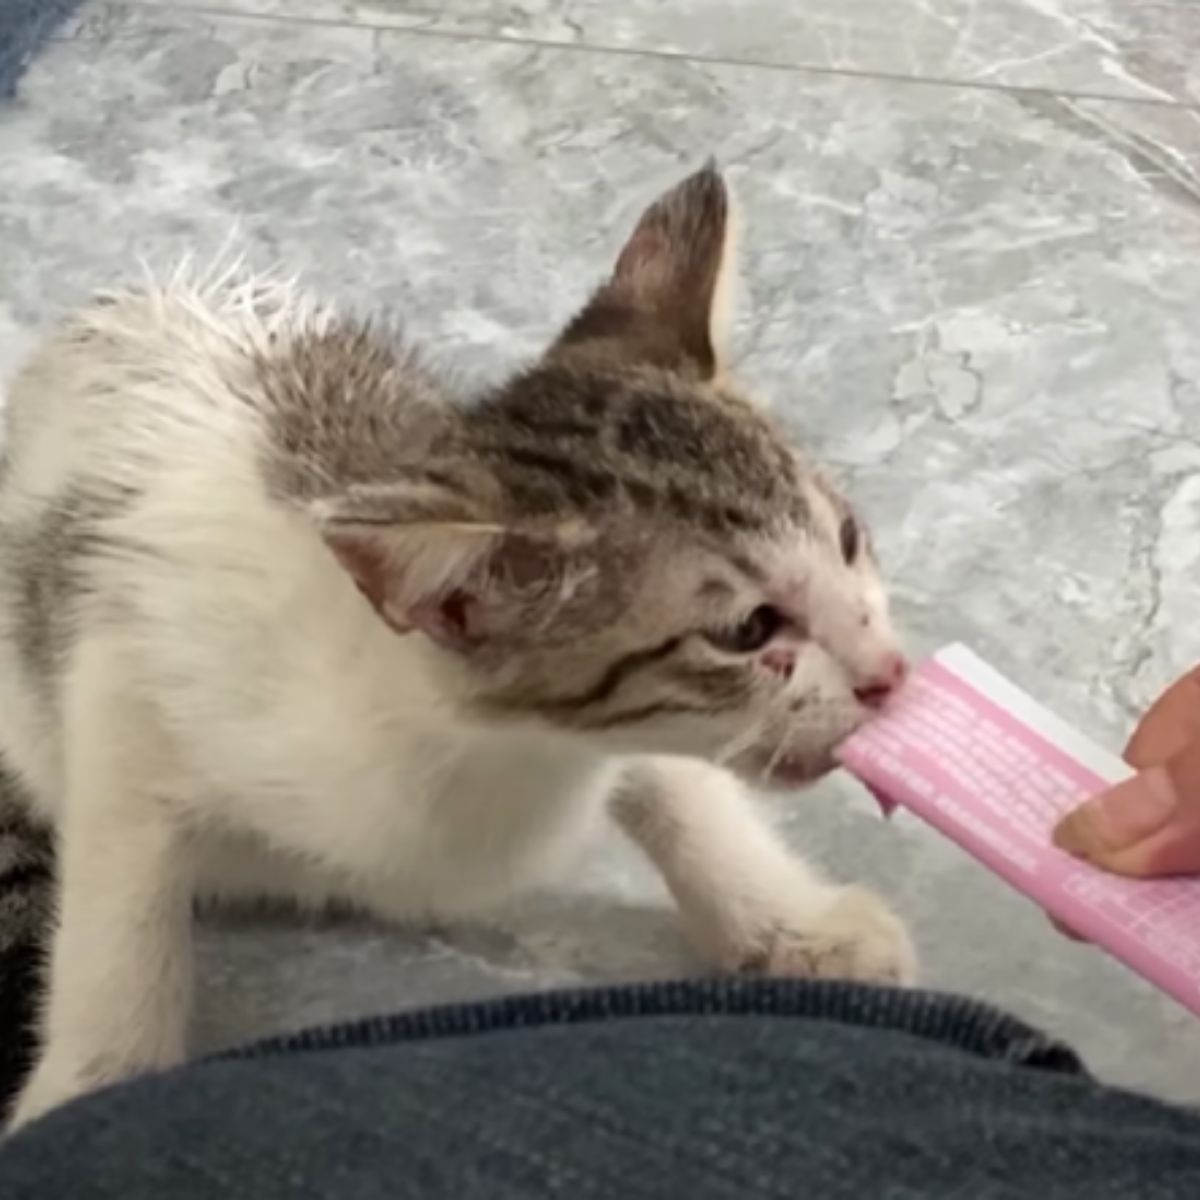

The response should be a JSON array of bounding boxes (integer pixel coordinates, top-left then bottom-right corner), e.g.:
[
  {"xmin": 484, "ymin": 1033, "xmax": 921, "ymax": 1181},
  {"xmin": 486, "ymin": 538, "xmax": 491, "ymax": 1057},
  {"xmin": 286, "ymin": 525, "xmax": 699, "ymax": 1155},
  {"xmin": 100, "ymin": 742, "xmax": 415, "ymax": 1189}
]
[{"xmin": 713, "ymin": 885, "xmax": 917, "ymax": 986}]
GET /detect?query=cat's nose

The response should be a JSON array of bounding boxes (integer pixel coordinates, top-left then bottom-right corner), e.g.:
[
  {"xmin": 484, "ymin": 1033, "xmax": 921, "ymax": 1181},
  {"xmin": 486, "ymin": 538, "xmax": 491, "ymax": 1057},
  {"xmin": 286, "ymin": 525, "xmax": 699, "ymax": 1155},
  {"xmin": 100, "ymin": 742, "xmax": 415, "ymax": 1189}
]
[{"xmin": 854, "ymin": 652, "xmax": 909, "ymax": 708}]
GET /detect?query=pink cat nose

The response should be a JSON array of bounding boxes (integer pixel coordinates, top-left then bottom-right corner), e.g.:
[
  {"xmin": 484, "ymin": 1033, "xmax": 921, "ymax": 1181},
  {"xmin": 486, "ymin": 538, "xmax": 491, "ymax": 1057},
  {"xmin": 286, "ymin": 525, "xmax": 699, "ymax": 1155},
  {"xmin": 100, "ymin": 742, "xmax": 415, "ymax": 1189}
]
[{"xmin": 854, "ymin": 653, "xmax": 909, "ymax": 708}]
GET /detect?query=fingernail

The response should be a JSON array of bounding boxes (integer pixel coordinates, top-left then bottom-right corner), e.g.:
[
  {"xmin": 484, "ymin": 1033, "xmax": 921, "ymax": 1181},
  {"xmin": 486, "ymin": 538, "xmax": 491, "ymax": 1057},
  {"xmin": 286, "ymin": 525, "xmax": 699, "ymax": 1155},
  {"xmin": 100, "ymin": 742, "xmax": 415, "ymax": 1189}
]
[{"xmin": 1055, "ymin": 767, "xmax": 1178, "ymax": 857}]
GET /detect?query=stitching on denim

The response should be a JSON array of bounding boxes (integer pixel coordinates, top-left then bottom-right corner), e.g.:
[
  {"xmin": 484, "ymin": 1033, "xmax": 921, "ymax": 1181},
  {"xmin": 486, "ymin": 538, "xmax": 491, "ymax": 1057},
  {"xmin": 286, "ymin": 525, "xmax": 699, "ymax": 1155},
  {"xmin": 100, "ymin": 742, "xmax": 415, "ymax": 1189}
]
[{"xmin": 216, "ymin": 980, "xmax": 1083, "ymax": 1078}]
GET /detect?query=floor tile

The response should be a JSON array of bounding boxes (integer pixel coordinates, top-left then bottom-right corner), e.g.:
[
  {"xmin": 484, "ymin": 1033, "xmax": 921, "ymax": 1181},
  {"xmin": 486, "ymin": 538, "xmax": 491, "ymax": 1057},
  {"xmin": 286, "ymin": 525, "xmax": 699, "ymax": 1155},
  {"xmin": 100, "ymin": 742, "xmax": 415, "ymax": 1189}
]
[{"xmin": 123, "ymin": 0, "xmax": 1200, "ymax": 104}]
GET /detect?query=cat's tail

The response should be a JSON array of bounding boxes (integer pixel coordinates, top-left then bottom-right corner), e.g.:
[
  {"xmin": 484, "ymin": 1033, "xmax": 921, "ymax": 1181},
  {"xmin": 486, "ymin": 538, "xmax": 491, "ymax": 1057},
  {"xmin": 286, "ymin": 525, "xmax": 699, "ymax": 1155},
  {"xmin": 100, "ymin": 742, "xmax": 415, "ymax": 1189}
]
[{"xmin": 0, "ymin": 762, "xmax": 53, "ymax": 1117}]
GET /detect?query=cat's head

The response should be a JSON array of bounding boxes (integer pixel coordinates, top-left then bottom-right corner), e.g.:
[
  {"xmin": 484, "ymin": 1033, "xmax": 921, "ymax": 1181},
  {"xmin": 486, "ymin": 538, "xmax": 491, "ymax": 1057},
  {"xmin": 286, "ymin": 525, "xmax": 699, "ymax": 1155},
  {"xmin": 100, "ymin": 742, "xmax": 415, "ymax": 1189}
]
[{"xmin": 319, "ymin": 165, "xmax": 906, "ymax": 786}]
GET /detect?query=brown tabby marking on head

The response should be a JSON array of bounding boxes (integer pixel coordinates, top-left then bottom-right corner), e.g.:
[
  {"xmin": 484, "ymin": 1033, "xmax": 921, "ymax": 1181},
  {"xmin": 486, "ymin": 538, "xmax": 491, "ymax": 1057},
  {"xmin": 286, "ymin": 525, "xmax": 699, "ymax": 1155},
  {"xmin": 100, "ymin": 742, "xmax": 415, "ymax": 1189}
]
[
  {"xmin": 663, "ymin": 659, "xmax": 756, "ymax": 705},
  {"xmin": 261, "ymin": 321, "xmax": 808, "ymax": 541},
  {"xmin": 577, "ymin": 699, "xmax": 719, "ymax": 731},
  {"xmin": 513, "ymin": 635, "xmax": 684, "ymax": 715},
  {"xmin": 465, "ymin": 364, "xmax": 807, "ymax": 536},
  {"xmin": 253, "ymin": 323, "xmax": 450, "ymax": 502}
]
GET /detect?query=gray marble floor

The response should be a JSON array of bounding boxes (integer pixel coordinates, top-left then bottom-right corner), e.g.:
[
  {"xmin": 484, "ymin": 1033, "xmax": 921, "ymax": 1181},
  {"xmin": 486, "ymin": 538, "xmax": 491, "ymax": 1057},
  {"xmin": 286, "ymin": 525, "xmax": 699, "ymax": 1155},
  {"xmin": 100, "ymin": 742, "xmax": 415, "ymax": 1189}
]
[{"xmin": 3, "ymin": 0, "xmax": 1200, "ymax": 1103}]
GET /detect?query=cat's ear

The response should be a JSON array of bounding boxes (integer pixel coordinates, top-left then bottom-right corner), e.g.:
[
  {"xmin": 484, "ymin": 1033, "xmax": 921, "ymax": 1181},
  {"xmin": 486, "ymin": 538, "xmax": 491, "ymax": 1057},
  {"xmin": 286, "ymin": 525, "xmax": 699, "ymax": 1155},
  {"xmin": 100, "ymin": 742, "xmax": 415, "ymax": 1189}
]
[
  {"xmin": 552, "ymin": 162, "xmax": 737, "ymax": 379},
  {"xmin": 315, "ymin": 482, "xmax": 589, "ymax": 653}
]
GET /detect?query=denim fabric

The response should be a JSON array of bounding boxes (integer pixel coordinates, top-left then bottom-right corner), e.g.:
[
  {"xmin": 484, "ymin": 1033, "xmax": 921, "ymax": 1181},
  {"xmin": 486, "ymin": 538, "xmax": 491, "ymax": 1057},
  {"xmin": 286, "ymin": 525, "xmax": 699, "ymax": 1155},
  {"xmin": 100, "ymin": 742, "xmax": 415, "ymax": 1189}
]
[{"xmin": 3, "ymin": 979, "xmax": 1199, "ymax": 1198}]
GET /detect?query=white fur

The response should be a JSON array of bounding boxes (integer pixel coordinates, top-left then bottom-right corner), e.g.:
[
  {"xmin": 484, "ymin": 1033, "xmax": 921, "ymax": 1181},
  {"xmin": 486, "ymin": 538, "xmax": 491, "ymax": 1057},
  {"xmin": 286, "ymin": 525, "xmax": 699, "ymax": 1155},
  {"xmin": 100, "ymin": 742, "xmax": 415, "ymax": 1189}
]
[
  {"xmin": 2, "ymin": 276, "xmax": 914, "ymax": 1131},
  {"xmin": 708, "ymin": 188, "xmax": 741, "ymax": 372}
]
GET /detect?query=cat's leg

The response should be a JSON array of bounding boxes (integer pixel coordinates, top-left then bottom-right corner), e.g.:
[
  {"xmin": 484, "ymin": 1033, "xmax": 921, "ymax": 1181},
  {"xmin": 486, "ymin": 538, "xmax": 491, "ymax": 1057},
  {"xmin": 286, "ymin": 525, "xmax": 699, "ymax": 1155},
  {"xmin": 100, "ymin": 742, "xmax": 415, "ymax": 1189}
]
[
  {"xmin": 611, "ymin": 756, "xmax": 916, "ymax": 984},
  {"xmin": 8, "ymin": 639, "xmax": 195, "ymax": 1132},
  {"xmin": 195, "ymin": 832, "xmax": 354, "ymax": 914}
]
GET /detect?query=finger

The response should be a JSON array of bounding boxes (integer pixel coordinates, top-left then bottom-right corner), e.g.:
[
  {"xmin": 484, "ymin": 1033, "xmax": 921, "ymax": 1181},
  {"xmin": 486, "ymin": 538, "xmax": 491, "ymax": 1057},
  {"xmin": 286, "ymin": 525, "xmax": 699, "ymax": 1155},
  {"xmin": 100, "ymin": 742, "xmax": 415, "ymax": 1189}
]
[
  {"xmin": 1125, "ymin": 667, "xmax": 1200, "ymax": 770},
  {"xmin": 1054, "ymin": 737, "xmax": 1200, "ymax": 878}
]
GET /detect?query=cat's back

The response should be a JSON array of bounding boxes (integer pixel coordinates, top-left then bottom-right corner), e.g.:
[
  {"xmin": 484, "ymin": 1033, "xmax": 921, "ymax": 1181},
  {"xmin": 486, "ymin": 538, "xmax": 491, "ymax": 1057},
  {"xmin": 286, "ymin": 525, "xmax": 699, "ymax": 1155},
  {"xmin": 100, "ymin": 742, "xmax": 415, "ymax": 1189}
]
[
  {"xmin": 0, "ymin": 278, "xmax": 287, "ymax": 805},
  {"xmin": 0, "ymin": 272, "xmax": 448, "ymax": 811},
  {"xmin": 3, "ymin": 270, "xmax": 447, "ymax": 509},
  {"xmin": 3, "ymin": 274, "xmax": 311, "ymax": 503}
]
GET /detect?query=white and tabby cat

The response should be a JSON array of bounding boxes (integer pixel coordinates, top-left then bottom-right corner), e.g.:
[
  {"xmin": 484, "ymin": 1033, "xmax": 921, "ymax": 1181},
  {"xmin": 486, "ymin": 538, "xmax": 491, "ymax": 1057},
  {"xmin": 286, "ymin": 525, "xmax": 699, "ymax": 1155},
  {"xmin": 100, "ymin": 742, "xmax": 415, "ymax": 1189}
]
[{"xmin": 0, "ymin": 166, "xmax": 913, "ymax": 1129}]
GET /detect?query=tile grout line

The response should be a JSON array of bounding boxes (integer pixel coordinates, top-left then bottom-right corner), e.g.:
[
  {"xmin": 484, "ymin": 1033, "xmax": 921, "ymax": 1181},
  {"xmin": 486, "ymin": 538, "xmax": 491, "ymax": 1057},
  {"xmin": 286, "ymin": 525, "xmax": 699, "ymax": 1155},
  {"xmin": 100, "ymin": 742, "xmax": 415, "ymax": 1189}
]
[{"xmin": 65, "ymin": 0, "xmax": 1200, "ymax": 114}]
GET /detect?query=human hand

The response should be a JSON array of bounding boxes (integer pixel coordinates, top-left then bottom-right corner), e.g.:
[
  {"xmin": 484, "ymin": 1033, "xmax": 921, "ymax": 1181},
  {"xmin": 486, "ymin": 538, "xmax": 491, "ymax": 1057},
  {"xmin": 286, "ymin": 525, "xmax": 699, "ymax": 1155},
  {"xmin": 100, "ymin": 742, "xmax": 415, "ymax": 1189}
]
[{"xmin": 1053, "ymin": 666, "xmax": 1200, "ymax": 877}]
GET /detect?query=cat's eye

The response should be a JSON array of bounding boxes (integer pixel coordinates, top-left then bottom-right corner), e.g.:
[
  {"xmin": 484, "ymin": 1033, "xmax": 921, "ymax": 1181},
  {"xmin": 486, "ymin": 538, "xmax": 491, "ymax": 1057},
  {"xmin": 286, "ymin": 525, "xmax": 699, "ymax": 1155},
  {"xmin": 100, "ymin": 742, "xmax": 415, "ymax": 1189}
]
[
  {"xmin": 706, "ymin": 605, "xmax": 783, "ymax": 654},
  {"xmin": 839, "ymin": 515, "xmax": 860, "ymax": 564}
]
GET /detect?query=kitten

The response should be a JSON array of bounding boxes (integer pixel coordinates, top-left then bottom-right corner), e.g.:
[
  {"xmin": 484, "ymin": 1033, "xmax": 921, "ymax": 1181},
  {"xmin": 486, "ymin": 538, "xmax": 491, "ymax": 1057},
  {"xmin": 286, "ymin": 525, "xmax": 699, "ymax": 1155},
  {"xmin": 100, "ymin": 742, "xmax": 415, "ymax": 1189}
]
[{"xmin": 0, "ymin": 166, "xmax": 913, "ymax": 1131}]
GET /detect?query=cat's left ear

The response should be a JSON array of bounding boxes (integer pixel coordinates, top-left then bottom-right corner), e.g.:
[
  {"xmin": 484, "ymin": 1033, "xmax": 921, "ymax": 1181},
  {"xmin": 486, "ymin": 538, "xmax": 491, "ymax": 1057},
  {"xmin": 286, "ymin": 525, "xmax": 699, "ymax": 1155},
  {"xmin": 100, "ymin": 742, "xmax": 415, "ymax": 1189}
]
[
  {"xmin": 315, "ymin": 480, "xmax": 595, "ymax": 654},
  {"xmin": 551, "ymin": 162, "xmax": 737, "ymax": 380}
]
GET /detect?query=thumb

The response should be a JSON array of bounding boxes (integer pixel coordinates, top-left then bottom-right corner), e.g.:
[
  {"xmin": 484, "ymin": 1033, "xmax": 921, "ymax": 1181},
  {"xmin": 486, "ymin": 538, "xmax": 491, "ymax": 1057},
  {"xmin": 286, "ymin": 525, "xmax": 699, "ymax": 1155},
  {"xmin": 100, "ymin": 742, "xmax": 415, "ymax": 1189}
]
[
  {"xmin": 1124, "ymin": 666, "xmax": 1200, "ymax": 770},
  {"xmin": 1053, "ymin": 736, "xmax": 1200, "ymax": 877}
]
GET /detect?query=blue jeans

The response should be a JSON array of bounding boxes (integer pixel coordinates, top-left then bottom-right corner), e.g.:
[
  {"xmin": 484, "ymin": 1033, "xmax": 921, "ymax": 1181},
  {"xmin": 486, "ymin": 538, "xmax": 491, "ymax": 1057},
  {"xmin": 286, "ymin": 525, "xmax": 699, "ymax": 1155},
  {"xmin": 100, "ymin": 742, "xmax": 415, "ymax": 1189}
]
[{"xmin": 3, "ymin": 980, "xmax": 1199, "ymax": 1197}]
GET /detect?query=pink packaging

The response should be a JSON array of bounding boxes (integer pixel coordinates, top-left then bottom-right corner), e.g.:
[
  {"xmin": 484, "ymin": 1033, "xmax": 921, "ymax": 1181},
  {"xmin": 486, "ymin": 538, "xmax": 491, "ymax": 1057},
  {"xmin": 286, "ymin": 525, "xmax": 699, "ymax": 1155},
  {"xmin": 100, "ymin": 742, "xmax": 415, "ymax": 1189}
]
[{"xmin": 837, "ymin": 644, "xmax": 1200, "ymax": 1018}]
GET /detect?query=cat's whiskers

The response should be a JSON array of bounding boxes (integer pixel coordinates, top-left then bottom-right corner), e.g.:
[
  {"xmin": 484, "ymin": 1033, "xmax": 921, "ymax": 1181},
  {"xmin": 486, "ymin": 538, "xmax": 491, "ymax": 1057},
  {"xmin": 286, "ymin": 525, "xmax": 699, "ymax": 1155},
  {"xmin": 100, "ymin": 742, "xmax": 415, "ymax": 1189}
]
[
  {"xmin": 760, "ymin": 699, "xmax": 807, "ymax": 783},
  {"xmin": 715, "ymin": 708, "xmax": 766, "ymax": 770},
  {"xmin": 761, "ymin": 731, "xmax": 791, "ymax": 784}
]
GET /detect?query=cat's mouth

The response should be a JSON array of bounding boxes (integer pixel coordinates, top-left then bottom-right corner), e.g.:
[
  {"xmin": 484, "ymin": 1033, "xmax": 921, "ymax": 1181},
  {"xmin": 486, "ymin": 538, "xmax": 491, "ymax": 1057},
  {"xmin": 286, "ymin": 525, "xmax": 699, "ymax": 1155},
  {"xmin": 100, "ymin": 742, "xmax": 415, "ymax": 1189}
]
[
  {"xmin": 765, "ymin": 753, "xmax": 834, "ymax": 788},
  {"xmin": 733, "ymin": 746, "xmax": 838, "ymax": 790},
  {"xmin": 729, "ymin": 704, "xmax": 872, "ymax": 790}
]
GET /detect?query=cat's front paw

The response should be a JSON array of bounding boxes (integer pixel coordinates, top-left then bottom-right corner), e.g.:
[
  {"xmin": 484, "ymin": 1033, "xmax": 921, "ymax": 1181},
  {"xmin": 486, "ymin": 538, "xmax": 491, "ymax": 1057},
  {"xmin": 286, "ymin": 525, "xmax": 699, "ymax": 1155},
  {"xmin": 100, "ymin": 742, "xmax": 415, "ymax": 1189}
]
[{"xmin": 727, "ymin": 885, "xmax": 917, "ymax": 986}]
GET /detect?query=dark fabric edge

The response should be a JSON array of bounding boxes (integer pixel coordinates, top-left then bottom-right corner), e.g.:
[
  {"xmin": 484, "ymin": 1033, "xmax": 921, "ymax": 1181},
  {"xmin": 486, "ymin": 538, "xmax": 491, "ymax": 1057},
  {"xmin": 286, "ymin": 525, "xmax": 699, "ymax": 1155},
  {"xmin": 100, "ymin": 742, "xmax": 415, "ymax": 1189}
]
[{"xmin": 220, "ymin": 978, "xmax": 1087, "ymax": 1076}]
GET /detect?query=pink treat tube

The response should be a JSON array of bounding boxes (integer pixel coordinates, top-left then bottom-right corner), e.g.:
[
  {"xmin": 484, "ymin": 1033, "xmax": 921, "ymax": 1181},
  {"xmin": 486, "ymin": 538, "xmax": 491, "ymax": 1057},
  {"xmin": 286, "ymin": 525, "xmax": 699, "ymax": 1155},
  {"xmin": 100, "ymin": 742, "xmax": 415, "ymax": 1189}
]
[{"xmin": 838, "ymin": 644, "xmax": 1200, "ymax": 1019}]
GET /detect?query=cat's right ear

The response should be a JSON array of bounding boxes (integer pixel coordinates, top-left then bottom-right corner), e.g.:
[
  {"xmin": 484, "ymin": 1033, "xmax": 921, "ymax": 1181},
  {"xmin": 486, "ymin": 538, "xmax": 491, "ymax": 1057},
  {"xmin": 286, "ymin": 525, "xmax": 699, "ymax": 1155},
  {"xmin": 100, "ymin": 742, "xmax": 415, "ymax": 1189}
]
[
  {"xmin": 314, "ymin": 479, "xmax": 502, "ymax": 649},
  {"xmin": 550, "ymin": 163, "xmax": 737, "ymax": 380},
  {"xmin": 314, "ymin": 480, "xmax": 592, "ymax": 655}
]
